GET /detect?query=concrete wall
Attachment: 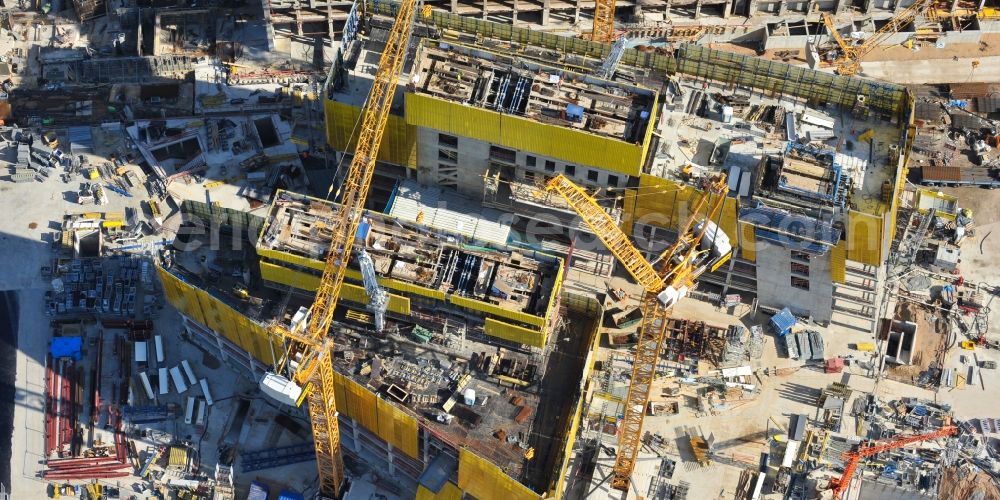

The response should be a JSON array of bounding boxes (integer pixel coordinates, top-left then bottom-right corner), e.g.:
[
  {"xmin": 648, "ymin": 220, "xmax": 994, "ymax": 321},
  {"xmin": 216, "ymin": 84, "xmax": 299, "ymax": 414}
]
[
  {"xmin": 940, "ymin": 28, "xmax": 983, "ymax": 45},
  {"xmin": 415, "ymin": 125, "xmax": 629, "ymax": 199},
  {"xmin": 415, "ymin": 126, "xmax": 491, "ymax": 197},
  {"xmin": 763, "ymin": 33, "xmax": 813, "ymax": 50},
  {"xmin": 754, "ymin": 241, "xmax": 834, "ymax": 323}
]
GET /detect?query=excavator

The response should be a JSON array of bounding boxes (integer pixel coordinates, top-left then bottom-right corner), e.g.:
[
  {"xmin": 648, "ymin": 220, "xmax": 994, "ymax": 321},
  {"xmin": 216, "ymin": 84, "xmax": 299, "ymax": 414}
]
[
  {"xmin": 253, "ymin": 0, "xmax": 423, "ymax": 496},
  {"xmin": 545, "ymin": 173, "xmax": 732, "ymax": 491}
]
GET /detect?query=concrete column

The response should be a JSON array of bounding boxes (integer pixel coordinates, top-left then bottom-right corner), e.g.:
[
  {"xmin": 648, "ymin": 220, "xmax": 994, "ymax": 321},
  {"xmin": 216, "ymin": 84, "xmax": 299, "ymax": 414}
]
[
  {"xmin": 513, "ymin": 0, "xmax": 518, "ymax": 25},
  {"xmin": 894, "ymin": 0, "xmax": 903, "ymax": 13},
  {"xmin": 950, "ymin": 0, "xmax": 960, "ymax": 13},
  {"xmin": 542, "ymin": 0, "xmax": 550, "ymax": 25},
  {"xmin": 806, "ymin": 0, "xmax": 815, "ymax": 13},
  {"xmin": 723, "ymin": 0, "xmax": 732, "ymax": 17},
  {"xmin": 215, "ymin": 334, "xmax": 228, "ymax": 363},
  {"xmin": 778, "ymin": 0, "xmax": 787, "ymax": 16},
  {"xmin": 864, "ymin": 0, "xmax": 873, "ymax": 14},
  {"xmin": 450, "ymin": 0, "xmax": 457, "ymax": 13},
  {"xmin": 694, "ymin": 0, "xmax": 702, "ymax": 18},
  {"xmin": 483, "ymin": 0, "xmax": 488, "ymax": 19},
  {"xmin": 747, "ymin": 0, "xmax": 757, "ymax": 16},
  {"xmin": 980, "ymin": 0, "xmax": 986, "ymax": 9},
  {"xmin": 574, "ymin": 0, "xmax": 581, "ymax": 24},
  {"xmin": 387, "ymin": 444, "xmax": 396, "ymax": 476}
]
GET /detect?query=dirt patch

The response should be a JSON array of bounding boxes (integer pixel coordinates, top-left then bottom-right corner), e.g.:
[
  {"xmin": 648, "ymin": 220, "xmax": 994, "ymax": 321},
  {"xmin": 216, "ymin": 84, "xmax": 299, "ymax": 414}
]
[
  {"xmin": 939, "ymin": 465, "xmax": 1000, "ymax": 500},
  {"xmin": 884, "ymin": 303, "xmax": 947, "ymax": 386},
  {"xmin": 27, "ymin": 222, "xmax": 36, "ymax": 229}
]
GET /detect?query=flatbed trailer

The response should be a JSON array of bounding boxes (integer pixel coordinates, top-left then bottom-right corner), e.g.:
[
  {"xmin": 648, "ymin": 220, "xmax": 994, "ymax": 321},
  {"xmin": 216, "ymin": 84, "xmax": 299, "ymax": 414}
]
[{"xmin": 919, "ymin": 166, "xmax": 1000, "ymax": 188}]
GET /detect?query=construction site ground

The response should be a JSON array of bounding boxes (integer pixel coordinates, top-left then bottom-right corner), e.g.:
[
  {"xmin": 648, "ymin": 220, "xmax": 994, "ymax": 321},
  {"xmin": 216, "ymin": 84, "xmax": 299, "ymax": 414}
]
[
  {"xmin": 707, "ymin": 32, "xmax": 1000, "ymax": 84},
  {"xmin": 568, "ymin": 242, "xmax": 1000, "ymax": 499},
  {"xmin": 0, "ymin": 135, "xmax": 332, "ymax": 497}
]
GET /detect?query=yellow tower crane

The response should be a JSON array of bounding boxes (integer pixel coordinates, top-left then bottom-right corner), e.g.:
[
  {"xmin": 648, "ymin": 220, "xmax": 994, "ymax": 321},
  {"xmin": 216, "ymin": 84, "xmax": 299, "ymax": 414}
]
[
  {"xmin": 545, "ymin": 173, "xmax": 731, "ymax": 491},
  {"xmin": 591, "ymin": 0, "xmax": 618, "ymax": 42},
  {"xmin": 822, "ymin": 0, "xmax": 932, "ymax": 76},
  {"xmin": 256, "ymin": 0, "xmax": 422, "ymax": 497}
]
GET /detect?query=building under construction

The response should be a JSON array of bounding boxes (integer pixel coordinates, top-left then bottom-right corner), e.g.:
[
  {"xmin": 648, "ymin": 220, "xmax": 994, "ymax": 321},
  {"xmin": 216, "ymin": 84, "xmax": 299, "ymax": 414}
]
[
  {"xmin": 157, "ymin": 188, "xmax": 595, "ymax": 498},
  {"xmin": 324, "ymin": 1, "xmax": 913, "ymax": 333}
]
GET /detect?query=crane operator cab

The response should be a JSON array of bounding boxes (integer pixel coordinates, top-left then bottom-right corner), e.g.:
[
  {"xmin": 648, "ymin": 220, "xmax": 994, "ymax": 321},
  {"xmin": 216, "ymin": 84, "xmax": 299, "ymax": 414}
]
[
  {"xmin": 694, "ymin": 219, "xmax": 733, "ymax": 270},
  {"xmin": 656, "ymin": 219, "xmax": 732, "ymax": 309}
]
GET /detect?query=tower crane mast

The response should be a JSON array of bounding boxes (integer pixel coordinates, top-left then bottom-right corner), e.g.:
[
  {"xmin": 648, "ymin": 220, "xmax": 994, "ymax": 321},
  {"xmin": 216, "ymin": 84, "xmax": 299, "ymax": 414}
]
[
  {"xmin": 259, "ymin": 0, "xmax": 421, "ymax": 497},
  {"xmin": 591, "ymin": 0, "xmax": 618, "ymax": 42},
  {"xmin": 546, "ymin": 174, "xmax": 731, "ymax": 491}
]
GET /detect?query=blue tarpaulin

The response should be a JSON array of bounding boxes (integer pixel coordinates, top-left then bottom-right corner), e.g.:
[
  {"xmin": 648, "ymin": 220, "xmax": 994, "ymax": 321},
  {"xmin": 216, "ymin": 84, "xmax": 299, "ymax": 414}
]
[
  {"xmin": 356, "ymin": 221, "xmax": 371, "ymax": 242},
  {"xmin": 51, "ymin": 336, "xmax": 82, "ymax": 360},
  {"xmin": 770, "ymin": 308, "xmax": 796, "ymax": 337},
  {"xmin": 741, "ymin": 206, "xmax": 841, "ymax": 255},
  {"xmin": 277, "ymin": 491, "xmax": 305, "ymax": 500}
]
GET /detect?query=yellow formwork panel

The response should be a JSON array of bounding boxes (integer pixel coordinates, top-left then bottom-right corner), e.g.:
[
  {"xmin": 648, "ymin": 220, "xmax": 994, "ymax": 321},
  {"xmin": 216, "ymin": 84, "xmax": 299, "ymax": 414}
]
[
  {"xmin": 830, "ymin": 241, "xmax": 847, "ymax": 284},
  {"xmin": 416, "ymin": 483, "xmax": 462, "ymax": 500},
  {"xmin": 346, "ymin": 267, "xmax": 448, "ymax": 301},
  {"xmin": 195, "ymin": 288, "xmax": 246, "ymax": 352},
  {"xmin": 337, "ymin": 373, "xmax": 379, "ymax": 434},
  {"xmin": 629, "ymin": 175, "xmax": 697, "ymax": 231},
  {"xmin": 341, "ymin": 283, "xmax": 412, "ymax": 316},
  {"xmin": 257, "ymin": 247, "xmax": 327, "ymax": 272},
  {"xmin": 157, "ymin": 267, "xmax": 204, "ymax": 324},
  {"xmin": 847, "ymin": 210, "xmax": 884, "ymax": 267},
  {"xmin": 332, "ymin": 371, "xmax": 349, "ymax": 423},
  {"xmin": 553, "ymin": 392, "xmax": 584, "ymax": 499},
  {"xmin": 484, "ymin": 318, "xmax": 546, "ymax": 348},
  {"xmin": 406, "ymin": 93, "xmax": 502, "ymax": 144},
  {"xmin": 381, "ymin": 277, "xmax": 448, "ymax": 301},
  {"xmin": 405, "ymin": 93, "xmax": 645, "ymax": 176},
  {"xmin": 325, "ymin": 100, "xmax": 417, "ymax": 168},
  {"xmin": 719, "ymin": 197, "xmax": 739, "ymax": 247},
  {"xmin": 159, "ymin": 268, "xmax": 278, "ymax": 365},
  {"xmin": 260, "ymin": 261, "xmax": 323, "ymax": 290},
  {"xmin": 375, "ymin": 398, "xmax": 419, "ymax": 458},
  {"xmin": 628, "ymin": 175, "xmax": 738, "ymax": 241},
  {"xmin": 739, "ymin": 221, "xmax": 756, "ymax": 262},
  {"xmin": 621, "ymin": 188, "xmax": 638, "ymax": 237},
  {"xmin": 451, "ymin": 295, "xmax": 545, "ymax": 328},
  {"xmin": 542, "ymin": 263, "xmax": 564, "ymax": 328},
  {"xmin": 457, "ymin": 448, "xmax": 540, "ymax": 500}
]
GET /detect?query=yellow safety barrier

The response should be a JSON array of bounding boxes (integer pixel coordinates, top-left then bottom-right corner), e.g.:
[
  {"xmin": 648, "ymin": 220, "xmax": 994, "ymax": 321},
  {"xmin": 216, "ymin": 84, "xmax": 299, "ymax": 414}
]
[
  {"xmin": 416, "ymin": 483, "xmax": 462, "ymax": 500},
  {"xmin": 457, "ymin": 448, "xmax": 540, "ymax": 500},
  {"xmin": 405, "ymin": 92, "xmax": 647, "ymax": 176}
]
